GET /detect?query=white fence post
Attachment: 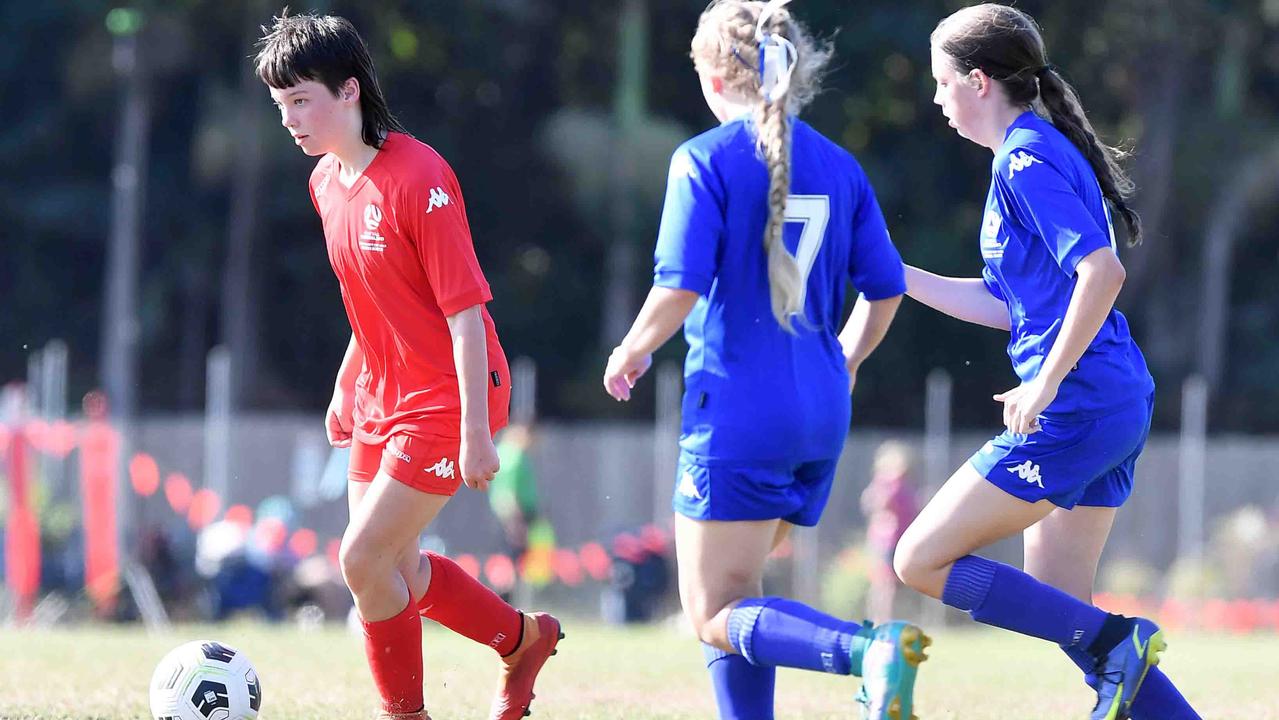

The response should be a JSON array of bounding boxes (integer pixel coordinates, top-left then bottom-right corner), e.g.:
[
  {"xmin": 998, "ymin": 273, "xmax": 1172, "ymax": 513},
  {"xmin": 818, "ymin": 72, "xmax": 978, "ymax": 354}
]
[{"xmin": 1178, "ymin": 375, "xmax": 1208, "ymax": 562}]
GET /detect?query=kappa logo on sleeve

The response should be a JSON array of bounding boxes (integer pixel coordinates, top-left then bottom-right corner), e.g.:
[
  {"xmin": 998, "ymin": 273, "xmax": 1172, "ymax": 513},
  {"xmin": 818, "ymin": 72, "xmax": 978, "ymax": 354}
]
[
  {"xmin": 1007, "ymin": 151, "xmax": 1042, "ymax": 179},
  {"xmin": 669, "ymin": 153, "xmax": 699, "ymax": 181},
  {"xmin": 425, "ymin": 186, "xmax": 451, "ymax": 213}
]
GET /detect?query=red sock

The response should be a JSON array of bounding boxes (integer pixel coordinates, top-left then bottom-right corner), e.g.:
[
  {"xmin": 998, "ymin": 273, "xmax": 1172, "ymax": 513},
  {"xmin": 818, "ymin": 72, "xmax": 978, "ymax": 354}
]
[
  {"xmin": 361, "ymin": 599, "xmax": 424, "ymax": 714},
  {"xmin": 417, "ymin": 551, "xmax": 523, "ymax": 656}
]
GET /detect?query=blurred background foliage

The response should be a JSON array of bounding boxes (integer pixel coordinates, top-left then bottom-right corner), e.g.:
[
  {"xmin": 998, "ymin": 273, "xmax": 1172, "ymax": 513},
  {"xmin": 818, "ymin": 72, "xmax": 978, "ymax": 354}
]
[{"xmin": 2, "ymin": 0, "xmax": 1277, "ymax": 430}]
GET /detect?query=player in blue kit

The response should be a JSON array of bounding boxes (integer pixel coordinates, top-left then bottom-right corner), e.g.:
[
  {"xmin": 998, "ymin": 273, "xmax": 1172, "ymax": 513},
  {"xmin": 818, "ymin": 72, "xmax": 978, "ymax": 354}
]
[
  {"xmin": 603, "ymin": 2, "xmax": 925, "ymax": 718},
  {"xmin": 894, "ymin": 5, "xmax": 1199, "ymax": 719}
]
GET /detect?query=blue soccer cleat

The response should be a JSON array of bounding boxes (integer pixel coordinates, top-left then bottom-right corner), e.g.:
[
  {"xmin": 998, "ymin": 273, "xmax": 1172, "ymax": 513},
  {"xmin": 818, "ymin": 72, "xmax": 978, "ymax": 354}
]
[
  {"xmin": 1091, "ymin": 617, "xmax": 1167, "ymax": 720},
  {"xmin": 854, "ymin": 621, "xmax": 930, "ymax": 720}
]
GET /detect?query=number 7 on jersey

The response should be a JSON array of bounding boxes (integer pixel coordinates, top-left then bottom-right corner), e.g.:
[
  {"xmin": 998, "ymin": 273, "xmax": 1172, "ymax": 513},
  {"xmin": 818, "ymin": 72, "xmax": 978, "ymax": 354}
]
[{"xmin": 784, "ymin": 194, "xmax": 830, "ymax": 307}]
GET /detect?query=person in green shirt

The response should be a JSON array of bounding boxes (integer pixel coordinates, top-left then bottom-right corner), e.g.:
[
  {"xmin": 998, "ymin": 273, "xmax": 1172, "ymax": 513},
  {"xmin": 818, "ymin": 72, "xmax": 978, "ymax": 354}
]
[{"xmin": 489, "ymin": 423, "xmax": 539, "ymax": 562}]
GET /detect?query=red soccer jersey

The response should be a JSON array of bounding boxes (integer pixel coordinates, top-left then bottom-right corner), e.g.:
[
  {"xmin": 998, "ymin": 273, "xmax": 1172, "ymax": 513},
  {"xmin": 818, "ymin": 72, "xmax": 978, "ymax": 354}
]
[{"xmin": 309, "ymin": 132, "xmax": 510, "ymax": 444}]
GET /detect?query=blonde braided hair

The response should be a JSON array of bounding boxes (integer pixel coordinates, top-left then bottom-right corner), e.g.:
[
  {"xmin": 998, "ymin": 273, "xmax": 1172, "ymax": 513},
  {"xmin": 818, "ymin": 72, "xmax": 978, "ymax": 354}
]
[{"xmin": 691, "ymin": 1, "xmax": 832, "ymax": 331}]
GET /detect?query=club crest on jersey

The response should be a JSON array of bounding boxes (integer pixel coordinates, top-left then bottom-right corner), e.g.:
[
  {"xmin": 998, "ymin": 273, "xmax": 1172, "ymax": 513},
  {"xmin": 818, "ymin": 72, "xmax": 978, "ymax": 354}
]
[
  {"xmin": 1007, "ymin": 150, "xmax": 1042, "ymax": 179},
  {"xmin": 360, "ymin": 203, "xmax": 387, "ymax": 252},
  {"xmin": 980, "ymin": 209, "xmax": 1005, "ymax": 258},
  {"xmin": 426, "ymin": 186, "xmax": 450, "ymax": 213}
]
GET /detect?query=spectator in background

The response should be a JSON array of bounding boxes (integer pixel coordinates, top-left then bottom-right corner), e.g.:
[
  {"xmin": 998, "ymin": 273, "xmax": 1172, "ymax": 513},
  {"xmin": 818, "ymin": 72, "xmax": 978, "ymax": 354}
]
[
  {"xmin": 488, "ymin": 423, "xmax": 540, "ymax": 565},
  {"xmin": 860, "ymin": 441, "xmax": 920, "ymax": 623}
]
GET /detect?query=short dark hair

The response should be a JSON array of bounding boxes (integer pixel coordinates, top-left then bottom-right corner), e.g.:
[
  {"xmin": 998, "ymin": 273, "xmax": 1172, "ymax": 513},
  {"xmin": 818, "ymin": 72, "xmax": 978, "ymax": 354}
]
[{"xmin": 255, "ymin": 10, "xmax": 406, "ymax": 149}]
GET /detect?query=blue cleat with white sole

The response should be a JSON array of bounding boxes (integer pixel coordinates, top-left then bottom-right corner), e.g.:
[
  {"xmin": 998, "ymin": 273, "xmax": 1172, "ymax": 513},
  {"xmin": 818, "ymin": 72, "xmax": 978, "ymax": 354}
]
[
  {"xmin": 854, "ymin": 621, "xmax": 930, "ymax": 720},
  {"xmin": 1091, "ymin": 617, "xmax": 1167, "ymax": 720}
]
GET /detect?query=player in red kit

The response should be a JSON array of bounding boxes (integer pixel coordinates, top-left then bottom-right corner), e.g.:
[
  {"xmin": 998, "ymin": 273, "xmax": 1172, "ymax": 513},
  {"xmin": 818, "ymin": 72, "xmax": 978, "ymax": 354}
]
[{"xmin": 255, "ymin": 12, "xmax": 560, "ymax": 720}]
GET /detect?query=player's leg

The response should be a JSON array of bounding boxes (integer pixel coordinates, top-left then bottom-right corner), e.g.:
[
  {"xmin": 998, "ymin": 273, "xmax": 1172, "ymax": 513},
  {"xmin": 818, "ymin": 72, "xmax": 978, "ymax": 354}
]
[
  {"xmin": 350, "ymin": 439, "xmax": 429, "ymax": 716},
  {"xmin": 381, "ymin": 433, "xmax": 559, "ymax": 720},
  {"xmin": 893, "ymin": 463, "xmax": 1164, "ymax": 719},
  {"xmin": 1027, "ymin": 507, "xmax": 1200, "ymax": 719},
  {"xmin": 679, "ymin": 515, "xmax": 779, "ymax": 720},
  {"xmin": 340, "ymin": 469, "xmax": 450, "ymax": 718}
]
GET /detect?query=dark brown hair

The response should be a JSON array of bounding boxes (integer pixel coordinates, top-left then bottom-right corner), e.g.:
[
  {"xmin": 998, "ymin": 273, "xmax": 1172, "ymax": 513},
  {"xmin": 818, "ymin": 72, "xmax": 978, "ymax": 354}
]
[
  {"xmin": 933, "ymin": 4, "xmax": 1142, "ymax": 245},
  {"xmin": 255, "ymin": 11, "xmax": 406, "ymax": 149}
]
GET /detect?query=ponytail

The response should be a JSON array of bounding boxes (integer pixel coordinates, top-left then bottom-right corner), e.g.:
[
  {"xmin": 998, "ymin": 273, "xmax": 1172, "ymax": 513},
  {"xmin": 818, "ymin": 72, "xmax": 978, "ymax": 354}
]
[
  {"xmin": 691, "ymin": 0, "xmax": 832, "ymax": 332},
  {"xmin": 756, "ymin": 6, "xmax": 803, "ymax": 331},
  {"xmin": 1037, "ymin": 68, "xmax": 1143, "ymax": 246}
]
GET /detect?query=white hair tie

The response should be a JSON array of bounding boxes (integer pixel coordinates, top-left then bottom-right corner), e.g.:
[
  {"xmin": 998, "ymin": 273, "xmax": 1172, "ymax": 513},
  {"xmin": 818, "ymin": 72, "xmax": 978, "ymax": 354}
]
[{"xmin": 756, "ymin": 0, "xmax": 797, "ymax": 102}]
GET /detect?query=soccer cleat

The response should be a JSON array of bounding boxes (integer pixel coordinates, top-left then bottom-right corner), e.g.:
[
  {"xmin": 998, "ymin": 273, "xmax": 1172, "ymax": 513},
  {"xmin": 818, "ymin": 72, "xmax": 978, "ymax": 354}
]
[
  {"xmin": 1090, "ymin": 617, "xmax": 1166, "ymax": 720},
  {"xmin": 487, "ymin": 612, "xmax": 563, "ymax": 720},
  {"xmin": 855, "ymin": 621, "xmax": 930, "ymax": 720}
]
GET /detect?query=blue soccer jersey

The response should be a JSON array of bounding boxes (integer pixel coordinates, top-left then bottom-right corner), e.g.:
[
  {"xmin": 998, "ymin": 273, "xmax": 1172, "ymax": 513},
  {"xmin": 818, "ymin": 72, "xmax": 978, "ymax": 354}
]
[
  {"xmin": 654, "ymin": 116, "xmax": 905, "ymax": 465},
  {"xmin": 980, "ymin": 111, "xmax": 1154, "ymax": 420}
]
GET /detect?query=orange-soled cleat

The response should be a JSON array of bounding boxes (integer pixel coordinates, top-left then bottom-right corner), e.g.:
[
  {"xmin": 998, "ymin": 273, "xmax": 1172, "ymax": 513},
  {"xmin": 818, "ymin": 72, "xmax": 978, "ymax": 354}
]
[{"xmin": 487, "ymin": 612, "xmax": 563, "ymax": 720}]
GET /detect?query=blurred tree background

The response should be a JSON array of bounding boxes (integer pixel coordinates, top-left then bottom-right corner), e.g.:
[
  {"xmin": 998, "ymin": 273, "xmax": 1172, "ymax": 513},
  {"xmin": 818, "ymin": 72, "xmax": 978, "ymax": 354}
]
[{"xmin": 1, "ymin": 0, "xmax": 1276, "ymax": 431}]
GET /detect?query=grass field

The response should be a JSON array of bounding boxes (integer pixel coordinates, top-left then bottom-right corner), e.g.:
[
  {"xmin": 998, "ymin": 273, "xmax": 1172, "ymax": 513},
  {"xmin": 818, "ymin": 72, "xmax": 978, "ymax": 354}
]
[{"xmin": 0, "ymin": 619, "xmax": 1269, "ymax": 719}]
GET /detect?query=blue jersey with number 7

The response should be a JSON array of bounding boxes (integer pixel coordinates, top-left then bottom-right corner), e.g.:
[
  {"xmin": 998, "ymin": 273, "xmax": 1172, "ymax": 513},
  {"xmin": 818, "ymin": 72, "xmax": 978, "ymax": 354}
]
[{"xmin": 654, "ymin": 116, "xmax": 905, "ymax": 465}]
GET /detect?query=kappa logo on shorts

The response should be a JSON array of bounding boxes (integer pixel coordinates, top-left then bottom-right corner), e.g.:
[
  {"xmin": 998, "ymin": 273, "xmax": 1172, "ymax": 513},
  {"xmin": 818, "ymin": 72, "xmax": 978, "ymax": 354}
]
[
  {"xmin": 677, "ymin": 471, "xmax": 703, "ymax": 501},
  {"xmin": 1007, "ymin": 150, "xmax": 1042, "ymax": 179},
  {"xmin": 425, "ymin": 186, "xmax": 450, "ymax": 213},
  {"xmin": 388, "ymin": 447, "xmax": 411, "ymax": 464},
  {"xmin": 1009, "ymin": 460, "xmax": 1044, "ymax": 489},
  {"xmin": 426, "ymin": 456, "xmax": 456, "ymax": 479}
]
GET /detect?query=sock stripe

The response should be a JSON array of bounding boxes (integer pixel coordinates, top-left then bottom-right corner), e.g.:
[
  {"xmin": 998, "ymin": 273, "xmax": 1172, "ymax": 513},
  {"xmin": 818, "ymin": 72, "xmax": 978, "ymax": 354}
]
[{"xmin": 941, "ymin": 555, "xmax": 997, "ymax": 612}]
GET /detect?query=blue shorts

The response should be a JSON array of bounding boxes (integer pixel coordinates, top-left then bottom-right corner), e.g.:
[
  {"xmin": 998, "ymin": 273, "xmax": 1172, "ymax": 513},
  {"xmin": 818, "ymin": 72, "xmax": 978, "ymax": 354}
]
[
  {"xmin": 969, "ymin": 394, "xmax": 1153, "ymax": 509},
  {"xmin": 672, "ymin": 452, "xmax": 838, "ymax": 526}
]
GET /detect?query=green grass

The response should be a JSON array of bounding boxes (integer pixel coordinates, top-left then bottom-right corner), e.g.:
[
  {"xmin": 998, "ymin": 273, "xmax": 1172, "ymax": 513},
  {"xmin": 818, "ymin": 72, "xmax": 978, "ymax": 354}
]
[{"xmin": 0, "ymin": 620, "xmax": 1270, "ymax": 719}]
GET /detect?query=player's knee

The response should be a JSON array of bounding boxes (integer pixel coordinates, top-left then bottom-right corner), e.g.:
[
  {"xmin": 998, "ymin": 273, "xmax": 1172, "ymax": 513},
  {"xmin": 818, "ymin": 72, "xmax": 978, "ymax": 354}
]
[
  {"xmin": 892, "ymin": 536, "xmax": 930, "ymax": 592},
  {"xmin": 337, "ymin": 534, "xmax": 386, "ymax": 597}
]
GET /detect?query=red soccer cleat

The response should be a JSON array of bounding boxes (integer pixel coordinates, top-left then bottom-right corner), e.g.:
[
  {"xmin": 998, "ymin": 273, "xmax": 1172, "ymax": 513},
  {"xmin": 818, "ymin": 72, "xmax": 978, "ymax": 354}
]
[{"xmin": 487, "ymin": 612, "xmax": 563, "ymax": 720}]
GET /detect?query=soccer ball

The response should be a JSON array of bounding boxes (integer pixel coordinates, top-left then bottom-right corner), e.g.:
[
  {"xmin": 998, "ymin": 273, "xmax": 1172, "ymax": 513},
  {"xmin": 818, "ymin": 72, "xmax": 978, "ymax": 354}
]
[{"xmin": 148, "ymin": 640, "xmax": 262, "ymax": 720}]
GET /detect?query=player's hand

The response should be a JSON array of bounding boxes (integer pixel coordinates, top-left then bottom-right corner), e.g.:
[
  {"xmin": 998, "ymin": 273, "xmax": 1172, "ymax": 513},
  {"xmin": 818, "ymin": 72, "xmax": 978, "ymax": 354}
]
[
  {"xmin": 847, "ymin": 364, "xmax": 859, "ymax": 395},
  {"xmin": 603, "ymin": 345, "xmax": 652, "ymax": 401},
  {"xmin": 460, "ymin": 430, "xmax": 500, "ymax": 491},
  {"xmin": 325, "ymin": 388, "xmax": 355, "ymax": 448},
  {"xmin": 993, "ymin": 377, "xmax": 1058, "ymax": 435}
]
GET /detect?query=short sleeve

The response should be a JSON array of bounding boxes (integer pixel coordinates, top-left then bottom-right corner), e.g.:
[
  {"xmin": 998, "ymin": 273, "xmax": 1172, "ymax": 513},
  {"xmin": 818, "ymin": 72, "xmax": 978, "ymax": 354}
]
[
  {"xmin": 407, "ymin": 162, "xmax": 492, "ymax": 316},
  {"xmin": 653, "ymin": 146, "xmax": 724, "ymax": 295},
  {"xmin": 847, "ymin": 175, "xmax": 906, "ymax": 301},
  {"xmin": 997, "ymin": 147, "xmax": 1113, "ymax": 275},
  {"xmin": 981, "ymin": 265, "xmax": 1006, "ymax": 301}
]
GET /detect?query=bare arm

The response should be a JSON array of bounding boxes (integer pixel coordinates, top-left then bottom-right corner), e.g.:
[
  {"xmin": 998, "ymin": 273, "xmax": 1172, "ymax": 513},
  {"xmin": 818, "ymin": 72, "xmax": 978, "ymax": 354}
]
[
  {"xmin": 603, "ymin": 286, "xmax": 700, "ymax": 401},
  {"xmin": 1038, "ymin": 249, "xmax": 1126, "ymax": 388},
  {"xmin": 446, "ymin": 304, "xmax": 500, "ymax": 490},
  {"xmin": 334, "ymin": 333, "xmax": 365, "ymax": 393},
  {"xmin": 325, "ymin": 334, "xmax": 364, "ymax": 448},
  {"xmin": 838, "ymin": 293, "xmax": 902, "ymax": 392},
  {"xmin": 620, "ymin": 286, "xmax": 700, "ymax": 357},
  {"xmin": 995, "ymin": 248, "xmax": 1127, "ymax": 434},
  {"xmin": 904, "ymin": 265, "xmax": 1010, "ymax": 331}
]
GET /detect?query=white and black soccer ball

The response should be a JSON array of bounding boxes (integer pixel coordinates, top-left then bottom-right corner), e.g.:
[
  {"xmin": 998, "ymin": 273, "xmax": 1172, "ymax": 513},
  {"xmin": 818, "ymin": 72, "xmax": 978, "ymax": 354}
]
[{"xmin": 149, "ymin": 640, "xmax": 262, "ymax": 720}]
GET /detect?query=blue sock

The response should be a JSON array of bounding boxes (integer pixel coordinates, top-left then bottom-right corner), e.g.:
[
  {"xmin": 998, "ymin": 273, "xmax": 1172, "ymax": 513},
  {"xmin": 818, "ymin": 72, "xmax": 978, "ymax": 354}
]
[
  {"xmin": 942, "ymin": 555, "xmax": 1106, "ymax": 647},
  {"xmin": 703, "ymin": 643, "xmax": 775, "ymax": 720},
  {"xmin": 1127, "ymin": 668, "xmax": 1201, "ymax": 719},
  {"xmin": 726, "ymin": 597, "xmax": 868, "ymax": 675},
  {"xmin": 1060, "ymin": 645, "xmax": 1200, "ymax": 720}
]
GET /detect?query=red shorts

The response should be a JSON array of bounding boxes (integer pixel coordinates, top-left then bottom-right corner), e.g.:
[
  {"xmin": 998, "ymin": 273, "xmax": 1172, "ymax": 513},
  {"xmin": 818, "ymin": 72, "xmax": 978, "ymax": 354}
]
[{"xmin": 349, "ymin": 433, "xmax": 462, "ymax": 496}]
